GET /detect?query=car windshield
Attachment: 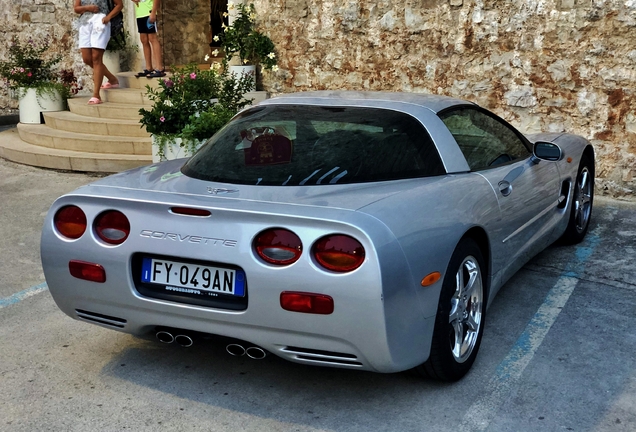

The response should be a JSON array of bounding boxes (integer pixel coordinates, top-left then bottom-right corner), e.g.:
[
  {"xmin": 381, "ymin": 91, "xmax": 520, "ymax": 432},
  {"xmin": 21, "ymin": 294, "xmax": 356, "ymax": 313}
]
[{"xmin": 182, "ymin": 105, "xmax": 445, "ymax": 186}]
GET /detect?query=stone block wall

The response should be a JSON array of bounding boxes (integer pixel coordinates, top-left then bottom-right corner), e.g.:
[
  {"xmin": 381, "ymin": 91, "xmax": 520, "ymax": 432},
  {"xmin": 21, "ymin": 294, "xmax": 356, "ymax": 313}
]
[
  {"xmin": 0, "ymin": 0, "xmax": 144, "ymax": 113},
  {"xmin": 160, "ymin": 0, "xmax": 211, "ymax": 67},
  {"xmin": 0, "ymin": 0, "xmax": 84, "ymax": 114},
  {"xmin": 255, "ymin": 0, "xmax": 636, "ymax": 197}
]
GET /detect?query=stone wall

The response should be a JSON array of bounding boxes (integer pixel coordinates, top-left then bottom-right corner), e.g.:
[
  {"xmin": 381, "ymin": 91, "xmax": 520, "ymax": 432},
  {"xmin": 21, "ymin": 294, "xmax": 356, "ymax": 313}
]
[
  {"xmin": 0, "ymin": 0, "xmax": 143, "ymax": 113},
  {"xmin": 255, "ymin": 0, "xmax": 636, "ymax": 197},
  {"xmin": 160, "ymin": 0, "xmax": 211, "ymax": 67}
]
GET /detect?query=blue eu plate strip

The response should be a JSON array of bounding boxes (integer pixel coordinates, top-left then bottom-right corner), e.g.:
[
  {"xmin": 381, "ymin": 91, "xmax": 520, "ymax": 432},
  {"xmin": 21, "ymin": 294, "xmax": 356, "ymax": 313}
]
[{"xmin": 141, "ymin": 258, "xmax": 152, "ymax": 283}]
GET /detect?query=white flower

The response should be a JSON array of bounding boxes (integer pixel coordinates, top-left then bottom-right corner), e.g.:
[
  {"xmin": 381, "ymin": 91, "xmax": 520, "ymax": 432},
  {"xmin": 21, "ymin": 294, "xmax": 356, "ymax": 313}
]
[
  {"xmin": 243, "ymin": 59, "xmax": 249, "ymax": 64},
  {"xmin": 209, "ymin": 63, "xmax": 221, "ymax": 71},
  {"xmin": 267, "ymin": 52, "xmax": 276, "ymax": 59},
  {"xmin": 222, "ymin": 12, "xmax": 228, "ymax": 17},
  {"xmin": 164, "ymin": 100, "xmax": 173, "ymax": 107},
  {"xmin": 204, "ymin": 54, "xmax": 210, "ymax": 61},
  {"xmin": 213, "ymin": 35, "xmax": 219, "ymax": 42},
  {"xmin": 212, "ymin": 49, "xmax": 219, "ymax": 56},
  {"xmin": 272, "ymin": 65, "xmax": 279, "ymax": 72},
  {"xmin": 228, "ymin": 2, "xmax": 235, "ymax": 10},
  {"xmin": 249, "ymin": 12, "xmax": 256, "ymax": 21}
]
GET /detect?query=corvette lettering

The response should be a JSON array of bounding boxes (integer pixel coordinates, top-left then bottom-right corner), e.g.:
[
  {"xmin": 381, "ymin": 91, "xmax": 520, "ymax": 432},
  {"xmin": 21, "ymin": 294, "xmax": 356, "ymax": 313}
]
[{"xmin": 140, "ymin": 230, "xmax": 237, "ymax": 247}]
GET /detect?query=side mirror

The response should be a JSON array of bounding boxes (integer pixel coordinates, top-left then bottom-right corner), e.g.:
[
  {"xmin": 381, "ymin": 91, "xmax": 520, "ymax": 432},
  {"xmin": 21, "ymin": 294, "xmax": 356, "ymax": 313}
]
[{"xmin": 533, "ymin": 141, "xmax": 562, "ymax": 162}]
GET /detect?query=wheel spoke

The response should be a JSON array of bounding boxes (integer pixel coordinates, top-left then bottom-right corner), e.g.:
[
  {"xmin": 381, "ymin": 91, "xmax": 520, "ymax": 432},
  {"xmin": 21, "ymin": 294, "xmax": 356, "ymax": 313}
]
[
  {"xmin": 449, "ymin": 299, "xmax": 461, "ymax": 324},
  {"xmin": 579, "ymin": 170, "xmax": 588, "ymax": 191},
  {"xmin": 466, "ymin": 312, "xmax": 479, "ymax": 332},
  {"xmin": 455, "ymin": 266, "xmax": 464, "ymax": 297},
  {"xmin": 463, "ymin": 261, "xmax": 479, "ymax": 298},
  {"xmin": 452, "ymin": 320, "xmax": 464, "ymax": 356}
]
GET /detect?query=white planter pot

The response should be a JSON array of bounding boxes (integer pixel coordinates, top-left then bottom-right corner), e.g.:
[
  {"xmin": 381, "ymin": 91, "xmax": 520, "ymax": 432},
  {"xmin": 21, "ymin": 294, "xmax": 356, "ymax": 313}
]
[
  {"xmin": 151, "ymin": 136, "xmax": 205, "ymax": 163},
  {"xmin": 18, "ymin": 87, "xmax": 65, "ymax": 124},
  {"xmin": 229, "ymin": 65, "xmax": 256, "ymax": 91},
  {"xmin": 102, "ymin": 51, "xmax": 121, "ymax": 82}
]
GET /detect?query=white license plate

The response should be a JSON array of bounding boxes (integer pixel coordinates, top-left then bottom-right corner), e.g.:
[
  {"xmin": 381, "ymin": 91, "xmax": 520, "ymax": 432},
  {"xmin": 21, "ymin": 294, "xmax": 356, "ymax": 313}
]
[{"xmin": 141, "ymin": 258, "xmax": 245, "ymax": 297}]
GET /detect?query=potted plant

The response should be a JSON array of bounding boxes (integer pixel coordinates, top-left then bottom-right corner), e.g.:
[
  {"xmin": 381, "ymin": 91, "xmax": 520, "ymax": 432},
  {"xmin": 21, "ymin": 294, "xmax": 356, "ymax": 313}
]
[
  {"xmin": 139, "ymin": 63, "xmax": 254, "ymax": 162},
  {"xmin": 0, "ymin": 36, "xmax": 75, "ymax": 124},
  {"xmin": 104, "ymin": 30, "xmax": 137, "ymax": 79},
  {"xmin": 216, "ymin": 2, "xmax": 278, "ymax": 89}
]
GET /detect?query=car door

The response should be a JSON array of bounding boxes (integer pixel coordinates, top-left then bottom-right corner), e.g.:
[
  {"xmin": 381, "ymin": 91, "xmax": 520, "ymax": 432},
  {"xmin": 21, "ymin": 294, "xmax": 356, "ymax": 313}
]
[{"xmin": 439, "ymin": 107, "xmax": 561, "ymax": 282}]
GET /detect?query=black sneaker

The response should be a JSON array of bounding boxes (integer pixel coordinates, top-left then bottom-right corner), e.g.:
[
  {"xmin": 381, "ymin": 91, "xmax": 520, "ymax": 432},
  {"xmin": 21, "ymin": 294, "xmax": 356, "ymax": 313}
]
[
  {"xmin": 147, "ymin": 69, "xmax": 166, "ymax": 78},
  {"xmin": 135, "ymin": 69, "xmax": 152, "ymax": 78}
]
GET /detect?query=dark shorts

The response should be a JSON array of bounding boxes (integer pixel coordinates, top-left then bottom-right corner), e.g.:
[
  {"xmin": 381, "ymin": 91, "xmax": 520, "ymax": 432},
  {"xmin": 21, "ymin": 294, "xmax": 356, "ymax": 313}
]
[{"xmin": 137, "ymin": 16, "xmax": 157, "ymax": 34}]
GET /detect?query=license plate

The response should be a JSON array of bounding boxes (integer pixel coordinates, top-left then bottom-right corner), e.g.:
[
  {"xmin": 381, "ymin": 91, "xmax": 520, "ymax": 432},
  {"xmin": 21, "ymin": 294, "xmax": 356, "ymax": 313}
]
[{"xmin": 141, "ymin": 258, "xmax": 245, "ymax": 297}]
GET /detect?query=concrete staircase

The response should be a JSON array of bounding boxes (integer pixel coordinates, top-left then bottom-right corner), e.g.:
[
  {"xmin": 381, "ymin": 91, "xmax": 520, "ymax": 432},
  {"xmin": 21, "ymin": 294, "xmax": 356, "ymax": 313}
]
[
  {"xmin": 0, "ymin": 71, "xmax": 269, "ymax": 173},
  {"xmin": 0, "ymin": 72, "xmax": 156, "ymax": 173}
]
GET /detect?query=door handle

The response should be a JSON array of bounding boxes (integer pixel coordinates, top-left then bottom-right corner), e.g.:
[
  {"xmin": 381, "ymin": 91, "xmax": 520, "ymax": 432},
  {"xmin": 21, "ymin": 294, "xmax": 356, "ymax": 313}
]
[{"xmin": 498, "ymin": 180, "xmax": 512, "ymax": 196}]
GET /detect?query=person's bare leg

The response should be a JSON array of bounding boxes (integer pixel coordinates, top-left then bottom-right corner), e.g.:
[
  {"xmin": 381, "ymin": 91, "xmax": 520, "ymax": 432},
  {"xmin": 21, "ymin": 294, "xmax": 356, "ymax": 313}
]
[
  {"xmin": 91, "ymin": 49, "xmax": 106, "ymax": 100},
  {"xmin": 103, "ymin": 64, "xmax": 118, "ymax": 85},
  {"xmin": 80, "ymin": 48, "xmax": 93, "ymax": 68},
  {"xmin": 140, "ymin": 33, "xmax": 153, "ymax": 71},
  {"xmin": 148, "ymin": 33, "xmax": 163, "ymax": 71}
]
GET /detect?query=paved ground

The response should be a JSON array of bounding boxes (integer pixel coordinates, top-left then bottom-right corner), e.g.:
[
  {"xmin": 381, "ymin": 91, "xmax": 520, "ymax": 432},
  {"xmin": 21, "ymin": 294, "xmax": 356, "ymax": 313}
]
[{"xmin": 1, "ymin": 156, "xmax": 635, "ymax": 432}]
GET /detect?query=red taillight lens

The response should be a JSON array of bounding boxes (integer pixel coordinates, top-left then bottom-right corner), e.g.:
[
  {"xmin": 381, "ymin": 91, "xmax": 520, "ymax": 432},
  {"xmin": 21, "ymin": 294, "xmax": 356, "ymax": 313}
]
[
  {"xmin": 312, "ymin": 235, "xmax": 365, "ymax": 272},
  {"xmin": 94, "ymin": 210, "xmax": 130, "ymax": 245},
  {"xmin": 254, "ymin": 228, "xmax": 302, "ymax": 265},
  {"xmin": 280, "ymin": 291, "xmax": 334, "ymax": 314},
  {"xmin": 69, "ymin": 260, "xmax": 106, "ymax": 283},
  {"xmin": 54, "ymin": 205, "xmax": 87, "ymax": 239}
]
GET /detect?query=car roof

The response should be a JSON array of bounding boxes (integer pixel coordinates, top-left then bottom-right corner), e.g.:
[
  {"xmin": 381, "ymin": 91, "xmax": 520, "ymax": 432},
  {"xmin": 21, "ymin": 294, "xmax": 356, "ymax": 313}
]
[{"xmin": 258, "ymin": 91, "xmax": 474, "ymax": 114}]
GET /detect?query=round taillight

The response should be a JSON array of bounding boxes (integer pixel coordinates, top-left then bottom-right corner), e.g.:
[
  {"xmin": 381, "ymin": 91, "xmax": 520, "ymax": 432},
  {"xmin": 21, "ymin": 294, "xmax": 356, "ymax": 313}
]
[
  {"xmin": 253, "ymin": 228, "xmax": 302, "ymax": 265},
  {"xmin": 54, "ymin": 205, "xmax": 87, "ymax": 239},
  {"xmin": 94, "ymin": 210, "xmax": 130, "ymax": 245},
  {"xmin": 312, "ymin": 235, "xmax": 365, "ymax": 272}
]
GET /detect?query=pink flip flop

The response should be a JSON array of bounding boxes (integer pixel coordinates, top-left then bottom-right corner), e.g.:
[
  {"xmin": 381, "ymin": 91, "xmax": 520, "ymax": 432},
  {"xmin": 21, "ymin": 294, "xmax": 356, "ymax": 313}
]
[
  {"xmin": 88, "ymin": 97, "xmax": 103, "ymax": 105},
  {"xmin": 100, "ymin": 82, "xmax": 120, "ymax": 89}
]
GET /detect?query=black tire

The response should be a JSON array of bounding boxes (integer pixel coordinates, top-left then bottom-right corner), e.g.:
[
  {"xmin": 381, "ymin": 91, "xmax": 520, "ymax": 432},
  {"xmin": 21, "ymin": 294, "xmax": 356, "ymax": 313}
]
[
  {"xmin": 561, "ymin": 154, "xmax": 594, "ymax": 245},
  {"xmin": 414, "ymin": 238, "xmax": 486, "ymax": 381}
]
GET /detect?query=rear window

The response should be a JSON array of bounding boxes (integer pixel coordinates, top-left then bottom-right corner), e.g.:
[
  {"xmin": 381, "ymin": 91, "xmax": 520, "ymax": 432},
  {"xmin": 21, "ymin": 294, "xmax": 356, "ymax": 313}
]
[{"xmin": 182, "ymin": 105, "xmax": 445, "ymax": 186}]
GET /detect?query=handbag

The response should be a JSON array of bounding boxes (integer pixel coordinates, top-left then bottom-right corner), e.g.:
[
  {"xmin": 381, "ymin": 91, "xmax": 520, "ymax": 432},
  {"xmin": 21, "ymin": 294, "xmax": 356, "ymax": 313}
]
[{"xmin": 106, "ymin": 0, "xmax": 124, "ymax": 42}]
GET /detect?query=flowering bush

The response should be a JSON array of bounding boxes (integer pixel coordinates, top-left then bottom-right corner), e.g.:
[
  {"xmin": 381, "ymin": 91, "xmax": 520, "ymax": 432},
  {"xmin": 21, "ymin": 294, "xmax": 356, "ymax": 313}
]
[
  {"xmin": 139, "ymin": 63, "xmax": 254, "ymax": 142},
  {"xmin": 0, "ymin": 36, "xmax": 77, "ymax": 101},
  {"xmin": 216, "ymin": 2, "xmax": 278, "ymax": 70}
]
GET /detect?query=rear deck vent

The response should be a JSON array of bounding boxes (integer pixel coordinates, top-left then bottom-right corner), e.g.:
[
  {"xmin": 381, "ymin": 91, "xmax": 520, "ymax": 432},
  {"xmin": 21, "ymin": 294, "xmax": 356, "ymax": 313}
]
[
  {"xmin": 282, "ymin": 346, "xmax": 362, "ymax": 366},
  {"xmin": 75, "ymin": 309, "xmax": 127, "ymax": 328}
]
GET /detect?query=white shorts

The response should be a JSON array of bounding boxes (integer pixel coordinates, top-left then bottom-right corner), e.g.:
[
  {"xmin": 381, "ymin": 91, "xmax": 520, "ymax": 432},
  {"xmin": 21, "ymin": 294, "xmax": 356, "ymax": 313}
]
[{"xmin": 78, "ymin": 13, "xmax": 111, "ymax": 50}]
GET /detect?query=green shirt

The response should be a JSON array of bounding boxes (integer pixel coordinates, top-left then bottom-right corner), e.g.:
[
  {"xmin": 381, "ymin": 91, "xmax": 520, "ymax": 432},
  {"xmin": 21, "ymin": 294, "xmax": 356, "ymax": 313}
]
[{"xmin": 135, "ymin": 0, "xmax": 154, "ymax": 18}]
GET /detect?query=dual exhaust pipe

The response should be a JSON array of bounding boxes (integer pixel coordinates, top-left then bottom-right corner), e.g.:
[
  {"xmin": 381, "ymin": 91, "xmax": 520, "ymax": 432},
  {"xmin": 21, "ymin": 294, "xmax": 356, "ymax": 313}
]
[
  {"xmin": 156, "ymin": 330, "xmax": 193, "ymax": 347},
  {"xmin": 226, "ymin": 343, "xmax": 267, "ymax": 360},
  {"xmin": 155, "ymin": 330, "xmax": 266, "ymax": 359}
]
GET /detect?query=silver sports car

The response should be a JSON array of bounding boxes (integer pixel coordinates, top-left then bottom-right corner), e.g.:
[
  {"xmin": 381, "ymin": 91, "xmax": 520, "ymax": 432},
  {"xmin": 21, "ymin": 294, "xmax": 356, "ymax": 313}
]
[{"xmin": 41, "ymin": 91, "xmax": 594, "ymax": 381}]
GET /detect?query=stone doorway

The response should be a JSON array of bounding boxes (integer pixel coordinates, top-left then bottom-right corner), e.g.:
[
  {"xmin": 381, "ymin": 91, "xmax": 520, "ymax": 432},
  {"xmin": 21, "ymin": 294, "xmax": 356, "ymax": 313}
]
[{"xmin": 210, "ymin": 0, "xmax": 228, "ymax": 48}]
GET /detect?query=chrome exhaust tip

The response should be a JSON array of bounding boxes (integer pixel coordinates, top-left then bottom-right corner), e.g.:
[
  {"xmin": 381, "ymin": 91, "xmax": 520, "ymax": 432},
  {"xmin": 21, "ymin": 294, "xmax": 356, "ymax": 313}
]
[
  {"xmin": 226, "ymin": 344, "xmax": 246, "ymax": 357},
  {"xmin": 174, "ymin": 335, "xmax": 194, "ymax": 347},
  {"xmin": 156, "ymin": 331, "xmax": 174, "ymax": 344},
  {"xmin": 245, "ymin": 346, "xmax": 267, "ymax": 360}
]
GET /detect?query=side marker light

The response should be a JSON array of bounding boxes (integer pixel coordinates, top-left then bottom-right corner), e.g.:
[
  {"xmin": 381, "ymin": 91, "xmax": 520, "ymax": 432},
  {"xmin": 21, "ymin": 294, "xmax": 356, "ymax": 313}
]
[
  {"xmin": 421, "ymin": 271, "xmax": 442, "ymax": 287},
  {"xmin": 280, "ymin": 291, "xmax": 334, "ymax": 314},
  {"xmin": 69, "ymin": 260, "xmax": 106, "ymax": 283}
]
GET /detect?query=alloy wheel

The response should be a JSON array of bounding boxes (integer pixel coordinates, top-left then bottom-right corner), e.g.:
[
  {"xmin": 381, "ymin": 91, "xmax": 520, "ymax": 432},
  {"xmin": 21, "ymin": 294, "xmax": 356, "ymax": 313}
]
[{"xmin": 448, "ymin": 256, "xmax": 483, "ymax": 363}]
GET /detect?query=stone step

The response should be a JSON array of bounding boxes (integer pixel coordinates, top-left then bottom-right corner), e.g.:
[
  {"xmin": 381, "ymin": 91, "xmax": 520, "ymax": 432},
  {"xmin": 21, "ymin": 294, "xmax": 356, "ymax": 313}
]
[
  {"xmin": 68, "ymin": 97, "xmax": 145, "ymax": 120},
  {"xmin": 17, "ymin": 123, "xmax": 151, "ymax": 155},
  {"xmin": 43, "ymin": 111, "xmax": 150, "ymax": 138},
  {"xmin": 100, "ymin": 87, "xmax": 153, "ymax": 106},
  {"xmin": 0, "ymin": 128, "xmax": 151, "ymax": 173},
  {"xmin": 117, "ymin": 71, "xmax": 166, "ymax": 90}
]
